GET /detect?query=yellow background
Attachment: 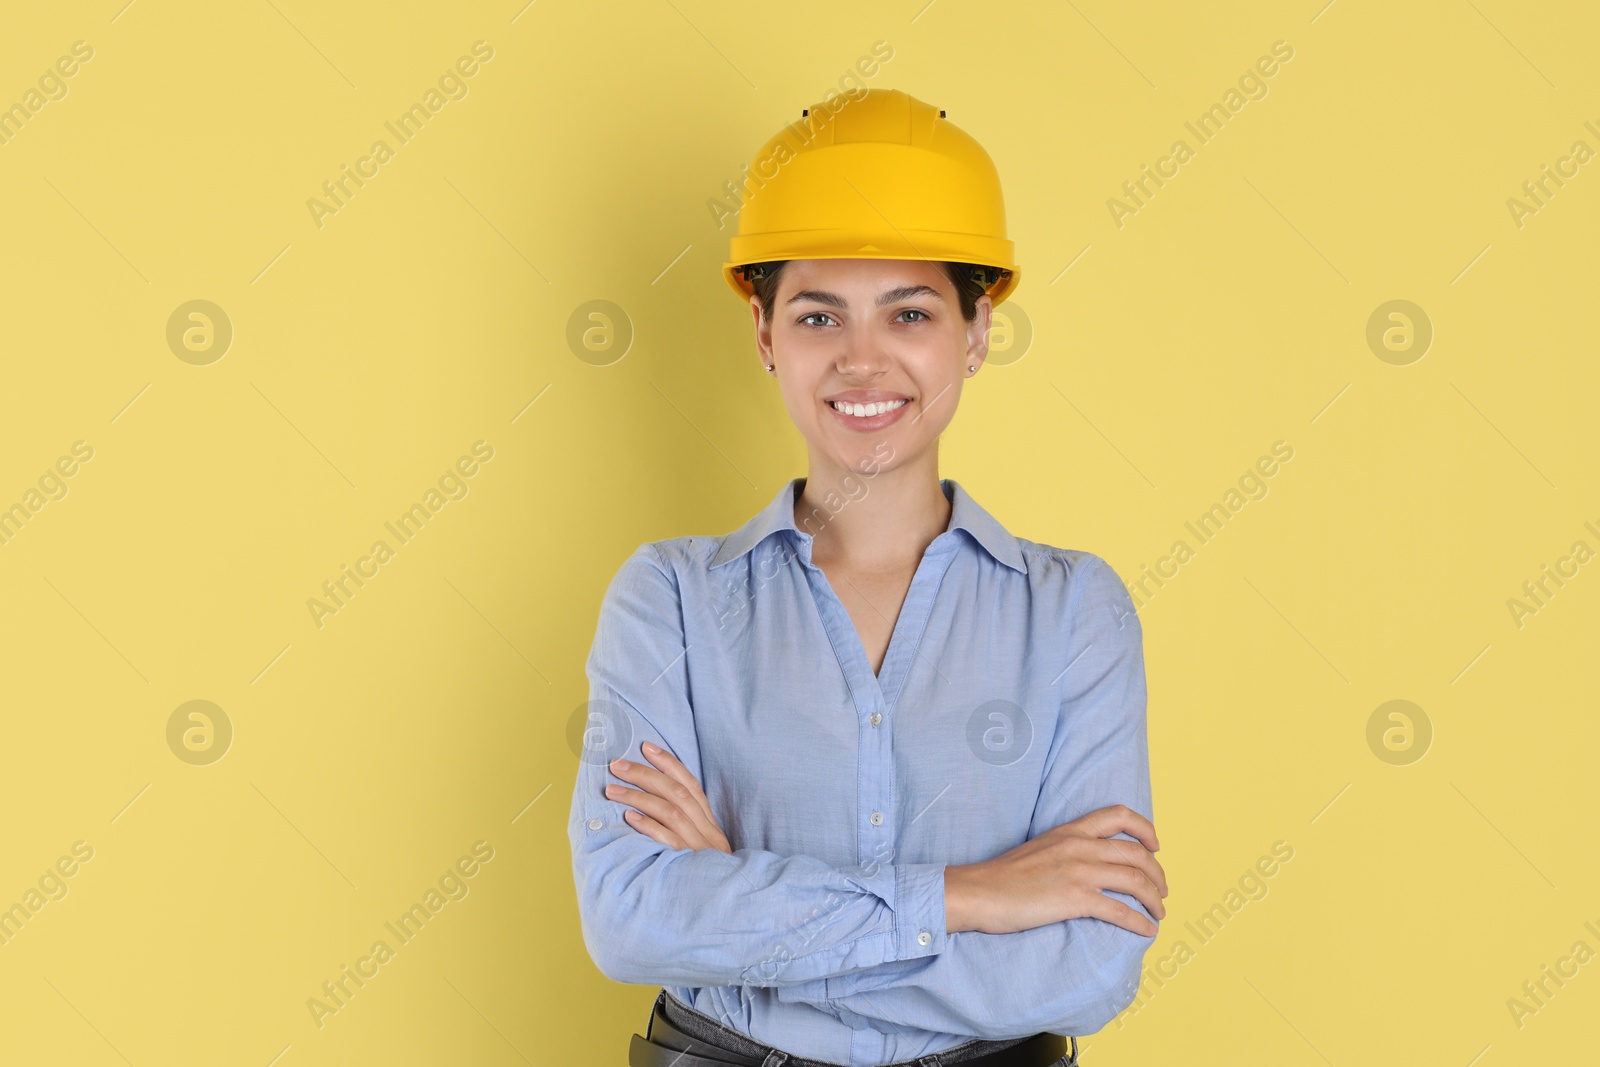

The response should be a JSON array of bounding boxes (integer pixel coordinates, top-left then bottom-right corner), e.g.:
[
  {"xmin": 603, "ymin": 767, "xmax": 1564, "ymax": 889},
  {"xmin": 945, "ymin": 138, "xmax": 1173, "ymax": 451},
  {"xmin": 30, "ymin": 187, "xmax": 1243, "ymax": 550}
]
[{"xmin": 2, "ymin": 1, "xmax": 1596, "ymax": 1064}]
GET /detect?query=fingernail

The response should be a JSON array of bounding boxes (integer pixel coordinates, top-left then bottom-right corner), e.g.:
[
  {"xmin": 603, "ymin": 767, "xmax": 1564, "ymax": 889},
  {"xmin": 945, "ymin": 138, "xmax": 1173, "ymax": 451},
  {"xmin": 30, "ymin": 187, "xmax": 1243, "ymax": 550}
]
[
  {"xmin": 611, "ymin": 758, "xmax": 629, "ymax": 771},
  {"xmin": 643, "ymin": 742, "xmax": 659, "ymax": 755}
]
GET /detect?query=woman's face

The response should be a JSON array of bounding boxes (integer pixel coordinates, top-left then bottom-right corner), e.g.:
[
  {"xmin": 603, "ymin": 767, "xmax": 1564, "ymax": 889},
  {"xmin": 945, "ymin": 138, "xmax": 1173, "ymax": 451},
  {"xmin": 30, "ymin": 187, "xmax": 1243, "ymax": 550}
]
[{"xmin": 752, "ymin": 258, "xmax": 993, "ymax": 479}]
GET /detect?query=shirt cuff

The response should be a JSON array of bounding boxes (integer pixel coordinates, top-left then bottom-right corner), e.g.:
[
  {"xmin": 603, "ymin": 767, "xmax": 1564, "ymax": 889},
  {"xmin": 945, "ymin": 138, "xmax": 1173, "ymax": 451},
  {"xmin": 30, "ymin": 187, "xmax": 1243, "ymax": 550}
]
[
  {"xmin": 894, "ymin": 862, "xmax": 949, "ymax": 962},
  {"xmin": 770, "ymin": 863, "xmax": 947, "ymax": 1005}
]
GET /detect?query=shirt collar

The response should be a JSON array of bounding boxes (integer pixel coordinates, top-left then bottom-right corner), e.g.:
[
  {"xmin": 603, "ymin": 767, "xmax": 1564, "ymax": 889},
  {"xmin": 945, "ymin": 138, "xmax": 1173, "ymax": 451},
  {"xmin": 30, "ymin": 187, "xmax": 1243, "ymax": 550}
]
[{"xmin": 708, "ymin": 476, "xmax": 1027, "ymax": 574}]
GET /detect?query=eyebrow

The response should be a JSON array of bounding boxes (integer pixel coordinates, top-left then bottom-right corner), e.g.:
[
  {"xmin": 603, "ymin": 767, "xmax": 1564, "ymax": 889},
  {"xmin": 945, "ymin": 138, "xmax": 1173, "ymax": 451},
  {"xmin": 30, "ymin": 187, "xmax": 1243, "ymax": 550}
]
[{"xmin": 784, "ymin": 284, "xmax": 946, "ymax": 309}]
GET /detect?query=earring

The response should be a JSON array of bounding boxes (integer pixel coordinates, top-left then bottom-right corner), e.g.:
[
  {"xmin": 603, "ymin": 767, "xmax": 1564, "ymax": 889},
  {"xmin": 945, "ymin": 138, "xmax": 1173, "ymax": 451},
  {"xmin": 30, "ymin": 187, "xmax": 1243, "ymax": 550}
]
[
  {"xmin": 766, "ymin": 363, "xmax": 774, "ymax": 373},
  {"xmin": 967, "ymin": 365, "xmax": 976, "ymax": 373}
]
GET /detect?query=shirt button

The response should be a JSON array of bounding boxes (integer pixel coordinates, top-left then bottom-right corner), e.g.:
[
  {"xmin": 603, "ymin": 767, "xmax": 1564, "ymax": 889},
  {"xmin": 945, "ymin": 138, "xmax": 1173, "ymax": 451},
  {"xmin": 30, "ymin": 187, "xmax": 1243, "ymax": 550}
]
[
  {"xmin": 587, "ymin": 818, "xmax": 603, "ymax": 831},
  {"xmin": 870, "ymin": 811, "xmax": 884, "ymax": 826},
  {"xmin": 917, "ymin": 931, "xmax": 931, "ymax": 946},
  {"xmin": 870, "ymin": 712, "xmax": 882, "ymax": 726}
]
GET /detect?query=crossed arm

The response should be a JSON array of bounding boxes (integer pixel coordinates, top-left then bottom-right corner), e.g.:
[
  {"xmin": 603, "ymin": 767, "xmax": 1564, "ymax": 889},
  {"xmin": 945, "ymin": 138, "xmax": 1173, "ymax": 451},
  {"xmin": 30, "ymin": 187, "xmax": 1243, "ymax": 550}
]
[{"xmin": 570, "ymin": 545, "xmax": 1163, "ymax": 1038}]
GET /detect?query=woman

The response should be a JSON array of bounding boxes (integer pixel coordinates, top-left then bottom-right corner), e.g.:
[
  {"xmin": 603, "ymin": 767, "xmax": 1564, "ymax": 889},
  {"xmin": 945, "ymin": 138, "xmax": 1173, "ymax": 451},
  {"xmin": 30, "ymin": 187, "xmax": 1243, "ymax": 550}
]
[{"xmin": 570, "ymin": 89, "xmax": 1166, "ymax": 1067}]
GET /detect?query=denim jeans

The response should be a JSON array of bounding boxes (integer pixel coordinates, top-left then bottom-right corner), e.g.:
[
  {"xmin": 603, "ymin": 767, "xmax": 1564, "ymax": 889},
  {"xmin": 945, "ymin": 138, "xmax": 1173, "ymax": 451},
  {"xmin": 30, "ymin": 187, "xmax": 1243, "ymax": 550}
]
[{"xmin": 655, "ymin": 989, "xmax": 1074, "ymax": 1067}]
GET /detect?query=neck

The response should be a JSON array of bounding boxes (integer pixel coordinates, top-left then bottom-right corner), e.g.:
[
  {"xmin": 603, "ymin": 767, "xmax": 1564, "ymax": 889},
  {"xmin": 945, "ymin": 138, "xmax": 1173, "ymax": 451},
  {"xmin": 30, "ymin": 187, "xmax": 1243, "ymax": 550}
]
[{"xmin": 795, "ymin": 451, "xmax": 952, "ymax": 570}]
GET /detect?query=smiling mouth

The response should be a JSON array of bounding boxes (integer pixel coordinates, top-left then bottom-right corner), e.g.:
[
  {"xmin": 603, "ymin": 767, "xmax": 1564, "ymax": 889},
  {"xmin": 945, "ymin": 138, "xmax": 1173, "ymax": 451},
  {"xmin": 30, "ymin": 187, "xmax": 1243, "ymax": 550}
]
[{"xmin": 827, "ymin": 398, "xmax": 910, "ymax": 418}]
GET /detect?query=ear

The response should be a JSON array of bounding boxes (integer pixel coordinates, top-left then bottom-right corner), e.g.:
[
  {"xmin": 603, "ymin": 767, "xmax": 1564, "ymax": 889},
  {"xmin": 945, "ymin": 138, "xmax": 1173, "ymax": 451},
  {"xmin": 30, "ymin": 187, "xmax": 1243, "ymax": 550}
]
[
  {"xmin": 751, "ymin": 295, "xmax": 774, "ymax": 371},
  {"xmin": 964, "ymin": 295, "xmax": 994, "ymax": 371}
]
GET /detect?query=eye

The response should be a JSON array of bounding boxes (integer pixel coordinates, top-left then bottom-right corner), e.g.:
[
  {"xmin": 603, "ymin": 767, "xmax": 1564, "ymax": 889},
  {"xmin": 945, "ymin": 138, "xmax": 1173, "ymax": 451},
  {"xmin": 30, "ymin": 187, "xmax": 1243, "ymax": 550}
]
[
  {"xmin": 897, "ymin": 309, "xmax": 930, "ymax": 324},
  {"xmin": 798, "ymin": 312, "xmax": 836, "ymax": 329}
]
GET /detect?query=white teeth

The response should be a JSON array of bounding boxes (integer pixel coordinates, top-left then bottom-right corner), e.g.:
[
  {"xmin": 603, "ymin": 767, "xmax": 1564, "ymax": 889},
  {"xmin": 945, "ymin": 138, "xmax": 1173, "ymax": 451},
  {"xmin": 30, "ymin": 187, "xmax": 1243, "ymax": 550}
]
[{"xmin": 829, "ymin": 399, "xmax": 908, "ymax": 418}]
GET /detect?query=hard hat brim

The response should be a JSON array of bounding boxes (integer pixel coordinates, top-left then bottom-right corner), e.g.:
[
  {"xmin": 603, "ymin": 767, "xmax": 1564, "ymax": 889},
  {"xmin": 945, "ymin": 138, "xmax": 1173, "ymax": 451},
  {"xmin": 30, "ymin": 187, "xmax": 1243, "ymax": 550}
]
[{"xmin": 723, "ymin": 248, "xmax": 1020, "ymax": 308}]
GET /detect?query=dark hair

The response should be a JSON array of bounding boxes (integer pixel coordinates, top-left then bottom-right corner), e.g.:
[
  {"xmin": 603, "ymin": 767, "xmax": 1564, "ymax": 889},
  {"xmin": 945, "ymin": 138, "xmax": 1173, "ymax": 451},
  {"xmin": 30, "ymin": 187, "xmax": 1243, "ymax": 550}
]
[{"xmin": 738, "ymin": 260, "xmax": 1005, "ymax": 325}]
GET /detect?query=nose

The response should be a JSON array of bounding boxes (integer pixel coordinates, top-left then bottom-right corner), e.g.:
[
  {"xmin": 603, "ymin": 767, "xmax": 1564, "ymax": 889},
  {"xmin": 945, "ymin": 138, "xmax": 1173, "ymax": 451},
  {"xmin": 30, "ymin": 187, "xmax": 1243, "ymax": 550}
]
[{"xmin": 835, "ymin": 323, "xmax": 891, "ymax": 378}]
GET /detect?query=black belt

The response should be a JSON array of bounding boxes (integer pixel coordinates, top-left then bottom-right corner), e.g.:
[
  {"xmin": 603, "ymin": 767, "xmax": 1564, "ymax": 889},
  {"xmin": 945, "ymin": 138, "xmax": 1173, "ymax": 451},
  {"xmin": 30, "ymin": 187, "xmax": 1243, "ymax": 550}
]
[{"xmin": 629, "ymin": 992, "xmax": 1078, "ymax": 1067}]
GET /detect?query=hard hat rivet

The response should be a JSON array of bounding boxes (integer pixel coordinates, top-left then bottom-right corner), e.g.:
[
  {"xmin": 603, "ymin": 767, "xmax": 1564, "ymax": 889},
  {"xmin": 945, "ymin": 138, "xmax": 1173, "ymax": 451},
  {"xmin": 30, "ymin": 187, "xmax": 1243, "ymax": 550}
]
[
  {"xmin": 939, "ymin": 110, "xmax": 946, "ymax": 117},
  {"xmin": 802, "ymin": 109, "xmax": 808, "ymax": 116}
]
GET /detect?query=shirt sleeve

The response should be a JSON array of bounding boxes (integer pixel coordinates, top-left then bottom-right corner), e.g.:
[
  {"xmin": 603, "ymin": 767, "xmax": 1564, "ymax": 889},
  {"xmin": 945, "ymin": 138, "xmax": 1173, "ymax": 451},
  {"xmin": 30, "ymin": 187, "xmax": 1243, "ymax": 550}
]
[
  {"xmin": 569, "ymin": 542, "xmax": 950, "ymax": 989},
  {"xmin": 770, "ymin": 554, "xmax": 1157, "ymax": 1038}
]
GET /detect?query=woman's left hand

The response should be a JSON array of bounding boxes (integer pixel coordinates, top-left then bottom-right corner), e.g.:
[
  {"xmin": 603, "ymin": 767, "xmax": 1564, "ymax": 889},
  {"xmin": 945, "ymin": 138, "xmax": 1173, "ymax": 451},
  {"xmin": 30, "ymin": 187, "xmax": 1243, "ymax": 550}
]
[{"xmin": 606, "ymin": 741, "xmax": 732, "ymax": 854}]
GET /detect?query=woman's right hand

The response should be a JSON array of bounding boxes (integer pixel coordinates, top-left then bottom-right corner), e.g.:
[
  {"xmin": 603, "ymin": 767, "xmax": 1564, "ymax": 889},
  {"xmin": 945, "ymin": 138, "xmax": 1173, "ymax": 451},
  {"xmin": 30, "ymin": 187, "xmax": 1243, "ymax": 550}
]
[{"xmin": 945, "ymin": 804, "xmax": 1168, "ymax": 937}]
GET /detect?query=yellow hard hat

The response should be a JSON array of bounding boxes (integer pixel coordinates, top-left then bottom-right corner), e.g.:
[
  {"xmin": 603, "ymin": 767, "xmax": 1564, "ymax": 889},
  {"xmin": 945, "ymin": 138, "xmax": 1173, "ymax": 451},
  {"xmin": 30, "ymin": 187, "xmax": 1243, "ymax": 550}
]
[{"xmin": 723, "ymin": 88, "xmax": 1020, "ymax": 308}]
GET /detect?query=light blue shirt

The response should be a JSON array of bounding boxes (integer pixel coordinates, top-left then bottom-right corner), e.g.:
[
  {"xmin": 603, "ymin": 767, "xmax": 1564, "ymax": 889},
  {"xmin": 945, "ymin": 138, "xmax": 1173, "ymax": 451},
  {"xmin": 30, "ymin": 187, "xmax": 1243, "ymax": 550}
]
[{"xmin": 569, "ymin": 476, "xmax": 1155, "ymax": 1065}]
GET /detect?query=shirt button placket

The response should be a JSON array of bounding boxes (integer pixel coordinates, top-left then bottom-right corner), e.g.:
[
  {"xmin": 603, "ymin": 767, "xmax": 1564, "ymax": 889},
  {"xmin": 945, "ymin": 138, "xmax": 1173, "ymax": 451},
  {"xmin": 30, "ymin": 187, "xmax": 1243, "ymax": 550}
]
[{"xmin": 867, "ymin": 696, "xmax": 888, "ymax": 845}]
